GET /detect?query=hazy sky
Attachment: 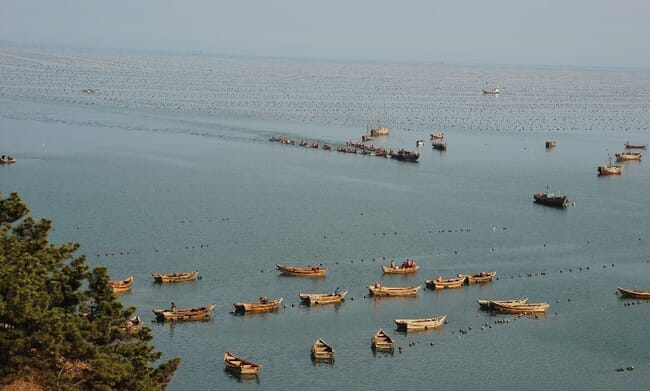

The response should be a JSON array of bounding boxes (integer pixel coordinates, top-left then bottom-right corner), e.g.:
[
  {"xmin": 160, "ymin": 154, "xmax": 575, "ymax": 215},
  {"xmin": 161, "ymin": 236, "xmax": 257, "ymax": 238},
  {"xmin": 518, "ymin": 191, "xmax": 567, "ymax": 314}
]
[{"xmin": 2, "ymin": 0, "xmax": 649, "ymax": 67}]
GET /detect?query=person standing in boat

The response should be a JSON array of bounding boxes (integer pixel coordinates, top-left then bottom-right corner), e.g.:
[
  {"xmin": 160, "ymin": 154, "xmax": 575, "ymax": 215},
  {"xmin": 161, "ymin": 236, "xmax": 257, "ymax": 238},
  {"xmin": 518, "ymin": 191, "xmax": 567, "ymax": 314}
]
[
  {"xmin": 170, "ymin": 302, "xmax": 176, "ymax": 312},
  {"xmin": 334, "ymin": 287, "xmax": 340, "ymax": 296},
  {"xmin": 390, "ymin": 259, "xmax": 396, "ymax": 268}
]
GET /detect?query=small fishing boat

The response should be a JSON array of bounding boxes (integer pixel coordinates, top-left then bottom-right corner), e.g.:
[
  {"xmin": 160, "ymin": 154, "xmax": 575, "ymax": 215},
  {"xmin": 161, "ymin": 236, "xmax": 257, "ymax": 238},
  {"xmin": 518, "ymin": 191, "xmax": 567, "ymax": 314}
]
[
  {"xmin": 151, "ymin": 271, "xmax": 198, "ymax": 283},
  {"xmin": 233, "ymin": 297, "xmax": 283, "ymax": 313},
  {"xmin": 432, "ymin": 141, "xmax": 447, "ymax": 151},
  {"xmin": 615, "ymin": 152, "xmax": 642, "ymax": 161},
  {"xmin": 152, "ymin": 304, "xmax": 216, "ymax": 321},
  {"xmin": 490, "ymin": 301, "xmax": 549, "ymax": 314},
  {"xmin": 597, "ymin": 164, "xmax": 623, "ymax": 176},
  {"xmin": 0, "ymin": 155, "xmax": 17, "ymax": 165},
  {"xmin": 477, "ymin": 298, "xmax": 528, "ymax": 310},
  {"xmin": 533, "ymin": 192, "xmax": 569, "ymax": 208},
  {"xmin": 617, "ymin": 287, "xmax": 650, "ymax": 299},
  {"xmin": 120, "ymin": 315, "xmax": 143, "ymax": 332},
  {"xmin": 482, "ymin": 88, "xmax": 500, "ymax": 95},
  {"xmin": 430, "ymin": 133, "xmax": 444, "ymax": 140},
  {"xmin": 311, "ymin": 338, "xmax": 335, "ymax": 360},
  {"xmin": 545, "ymin": 140, "xmax": 557, "ymax": 149},
  {"xmin": 392, "ymin": 149, "xmax": 420, "ymax": 162},
  {"xmin": 458, "ymin": 271, "xmax": 497, "ymax": 284},
  {"xmin": 425, "ymin": 276, "xmax": 465, "ymax": 290},
  {"xmin": 395, "ymin": 314, "xmax": 446, "ymax": 331},
  {"xmin": 371, "ymin": 329, "xmax": 395, "ymax": 352},
  {"xmin": 276, "ymin": 264, "xmax": 327, "ymax": 277},
  {"xmin": 362, "ymin": 134, "xmax": 374, "ymax": 142},
  {"xmin": 110, "ymin": 275, "xmax": 134, "ymax": 293},
  {"xmin": 416, "ymin": 140, "xmax": 426, "ymax": 147},
  {"xmin": 381, "ymin": 259, "xmax": 420, "ymax": 274},
  {"xmin": 624, "ymin": 142, "xmax": 647, "ymax": 149},
  {"xmin": 299, "ymin": 291, "xmax": 347, "ymax": 305},
  {"xmin": 224, "ymin": 351, "xmax": 261, "ymax": 375},
  {"xmin": 370, "ymin": 127, "xmax": 390, "ymax": 137},
  {"xmin": 367, "ymin": 285, "xmax": 422, "ymax": 297}
]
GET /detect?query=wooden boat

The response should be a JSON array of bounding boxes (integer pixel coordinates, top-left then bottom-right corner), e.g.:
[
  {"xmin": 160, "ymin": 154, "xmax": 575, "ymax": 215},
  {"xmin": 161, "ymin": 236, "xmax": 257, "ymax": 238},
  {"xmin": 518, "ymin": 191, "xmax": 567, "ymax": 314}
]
[
  {"xmin": 533, "ymin": 192, "xmax": 569, "ymax": 208},
  {"xmin": 233, "ymin": 297, "xmax": 283, "ymax": 313},
  {"xmin": 545, "ymin": 140, "xmax": 557, "ymax": 149},
  {"xmin": 382, "ymin": 264, "xmax": 419, "ymax": 274},
  {"xmin": 615, "ymin": 152, "xmax": 642, "ymax": 161},
  {"xmin": 491, "ymin": 301, "xmax": 549, "ymax": 314},
  {"xmin": 371, "ymin": 329, "xmax": 395, "ymax": 352},
  {"xmin": 110, "ymin": 275, "xmax": 133, "ymax": 293},
  {"xmin": 311, "ymin": 338, "xmax": 335, "ymax": 360},
  {"xmin": 276, "ymin": 264, "xmax": 327, "ymax": 277},
  {"xmin": 119, "ymin": 315, "xmax": 143, "ymax": 332},
  {"xmin": 624, "ymin": 142, "xmax": 647, "ymax": 149},
  {"xmin": 483, "ymin": 88, "xmax": 500, "ymax": 95},
  {"xmin": 430, "ymin": 133, "xmax": 444, "ymax": 140},
  {"xmin": 416, "ymin": 140, "xmax": 426, "ymax": 147},
  {"xmin": 459, "ymin": 271, "xmax": 497, "ymax": 284},
  {"xmin": 152, "ymin": 304, "xmax": 216, "ymax": 321},
  {"xmin": 367, "ymin": 285, "xmax": 422, "ymax": 297},
  {"xmin": 477, "ymin": 298, "xmax": 528, "ymax": 310},
  {"xmin": 224, "ymin": 351, "xmax": 261, "ymax": 374},
  {"xmin": 425, "ymin": 276, "xmax": 465, "ymax": 290},
  {"xmin": 597, "ymin": 164, "xmax": 623, "ymax": 176},
  {"xmin": 617, "ymin": 287, "xmax": 650, "ymax": 299},
  {"xmin": 370, "ymin": 127, "xmax": 390, "ymax": 137},
  {"xmin": 322, "ymin": 143, "xmax": 332, "ymax": 150},
  {"xmin": 392, "ymin": 149, "xmax": 420, "ymax": 162},
  {"xmin": 0, "ymin": 155, "xmax": 17, "ymax": 165},
  {"xmin": 151, "ymin": 271, "xmax": 198, "ymax": 283},
  {"xmin": 432, "ymin": 141, "xmax": 447, "ymax": 151},
  {"xmin": 362, "ymin": 134, "xmax": 374, "ymax": 142},
  {"xmin": 395, "ymin": 314, "xmax": 446, "ymax": 331},
  {"xmin": 299, "ymin": 291, "xmax": 347, "ymax": 305}
]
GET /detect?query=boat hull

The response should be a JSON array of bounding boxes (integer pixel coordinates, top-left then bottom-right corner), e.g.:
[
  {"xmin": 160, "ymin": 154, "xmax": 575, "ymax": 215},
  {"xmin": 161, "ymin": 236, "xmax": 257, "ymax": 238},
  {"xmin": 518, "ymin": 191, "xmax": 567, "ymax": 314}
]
[
  {"xmin": 152, "ymin": 271, "xmax": 198, "ymax": 283},
  {"xmin": 371, "ymin": 329, "xmax": 395, "ymax": 352},
  {"xmin": 276, "ymin": 264, "xmax": 327, "ymax": 277},
  {"xmin": 425, "ymin": 277, "xmax": 465, "ymax": 289},
  {"xmin": 299, "ymin": 291, "xmax": 347, "ymax": 305},
  {"xmin": 311, "ymin": 338, "xmax": 335, "ymax": 360},
  {"xmin": 395, "ymin": 315, "xmax": 446, "ymax": 331},
  {"xmin": 533, "ymin": 193, "xmax": 568, "ymax": 208},
  {"xmin": 111, "ymin": 276, "xmax": 133, "ymax": 293},
  {"xmin": 382, "ymin": 265, "xmax": 419, "ymax": 274},
  {"xmin": 153, "ymin": 304, "xmax": 216, "ymax": 321},
  {"xmin": 617, "ymin": 287, "xmax": 650, "ymax": 299},
  {"xmin": 233, "ymin": 298, "xmax": 283, "ymax": 313},
  {"xmin": 367, "ymin": 285, "xmax": 422, "ymax": 297},
  {"xmin": 491, "ymin": 302, "xmax": 549, "ymax": 314},
  {"xmin": 224, "ymin": 352, "xmax": 261, "ymax": 374}
]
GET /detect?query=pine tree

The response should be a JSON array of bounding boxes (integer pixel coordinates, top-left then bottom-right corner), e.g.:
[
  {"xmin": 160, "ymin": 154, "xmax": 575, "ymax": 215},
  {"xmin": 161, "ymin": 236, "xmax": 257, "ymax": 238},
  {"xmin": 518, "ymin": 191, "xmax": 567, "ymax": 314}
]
[{"xmin": 0, "ymin": 192, "xmax": 179, "ymax": 390}]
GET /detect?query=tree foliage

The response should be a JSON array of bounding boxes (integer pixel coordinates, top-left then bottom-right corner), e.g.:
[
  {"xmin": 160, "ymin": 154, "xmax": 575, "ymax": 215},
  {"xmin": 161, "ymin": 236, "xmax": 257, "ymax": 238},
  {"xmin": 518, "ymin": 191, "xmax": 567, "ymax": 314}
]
[{"xmin": 0, "ymin": 192, "xmax": 179, "ymax": 390}]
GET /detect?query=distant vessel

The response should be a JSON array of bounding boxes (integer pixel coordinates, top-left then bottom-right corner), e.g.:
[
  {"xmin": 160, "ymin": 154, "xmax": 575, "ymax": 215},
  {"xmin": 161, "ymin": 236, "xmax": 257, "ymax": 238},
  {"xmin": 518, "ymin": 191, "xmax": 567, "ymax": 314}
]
[
  {"xmin": 533, "ymin": 192, "xmax": 568, "ymax": 208},
  {"xmin": 370, "ymin": 127, "xmax": 390, "ymax": 137},
  {"xmin": 615, "ymin": 152, "xmax": 642, "ymax": 161},
  {"xmin": 624, "ymin": 142, "xmax": 647, "ymax": 149},
  {"xmin": 482, "ymin": 88, "xmax": 500, "ymax": 95}
]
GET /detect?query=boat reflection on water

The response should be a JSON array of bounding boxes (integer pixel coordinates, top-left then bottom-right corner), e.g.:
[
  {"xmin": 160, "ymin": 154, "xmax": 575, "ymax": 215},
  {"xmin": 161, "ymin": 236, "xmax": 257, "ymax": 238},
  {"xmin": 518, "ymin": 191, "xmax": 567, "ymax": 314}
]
[{"xmin": 224, "ymin": 369, "xmax": 260, "ymax": 384}]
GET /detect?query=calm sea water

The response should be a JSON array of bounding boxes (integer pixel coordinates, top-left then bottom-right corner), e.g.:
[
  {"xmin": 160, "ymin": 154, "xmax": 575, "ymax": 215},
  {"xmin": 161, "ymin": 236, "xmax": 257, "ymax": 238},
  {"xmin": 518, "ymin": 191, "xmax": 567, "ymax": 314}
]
[{"xmin": 1, "ymin": 46, "xmax": 649, "ymax": 390}]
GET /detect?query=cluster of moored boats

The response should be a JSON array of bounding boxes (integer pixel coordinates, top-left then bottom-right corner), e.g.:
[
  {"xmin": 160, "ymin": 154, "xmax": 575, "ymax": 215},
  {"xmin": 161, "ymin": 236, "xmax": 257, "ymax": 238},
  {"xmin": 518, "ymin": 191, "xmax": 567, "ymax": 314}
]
[
  {"xmin": 533, "ymin": 140, "xmax": 646, "ymax": 208},
  {"xmin": 597, "ymin": 142, "xmax": 645, "ymax": 176},
  {"xmin": 269, "ymin": 126, "xmax": 428, "ymax": 162},
  {"xmin": 109, "ymin": 263, "xmax": 648, "ymax": 376}
]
